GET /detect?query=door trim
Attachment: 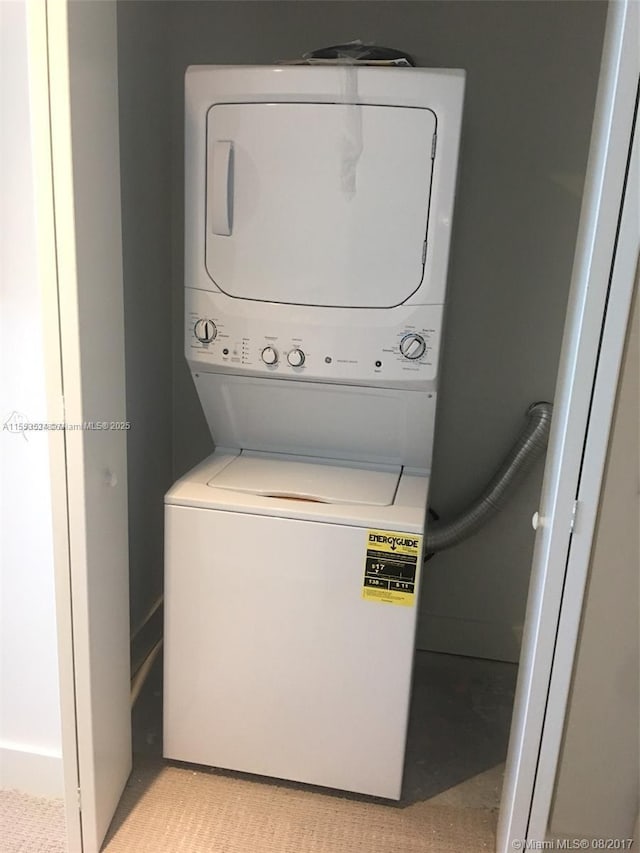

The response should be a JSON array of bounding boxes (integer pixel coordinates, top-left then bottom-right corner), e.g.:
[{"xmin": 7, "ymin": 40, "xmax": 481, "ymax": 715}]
[
  {"xmin": 25, "ymin": 0, "xmax": 82, "ymax": 849},
  {"xmin": 527, "ymin": 62, "xmax": 638, "ymax": 840},
  {"xmin": 497, "ymin": 1, "xmax": 639, "ymax": 847},
  {"xmin": 44, "ymin": 0, "xmax": 131, "ymax": 849}
]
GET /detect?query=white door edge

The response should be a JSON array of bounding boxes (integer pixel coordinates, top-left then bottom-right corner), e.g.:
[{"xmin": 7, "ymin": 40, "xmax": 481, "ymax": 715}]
[
  {"xmin": 45, "ymin": 0, "xmax": 132, "ymax": 850},
  {"xmin": 25, "ymin": 1, "xmax": 82, "ymax": 850},
  {"xmin": 527, "ymin": 64, "xmax": 639, "ymax": 839},
  {"xmin": 497, "ymin": 1, "xmax": 639, "ymax": 849}
]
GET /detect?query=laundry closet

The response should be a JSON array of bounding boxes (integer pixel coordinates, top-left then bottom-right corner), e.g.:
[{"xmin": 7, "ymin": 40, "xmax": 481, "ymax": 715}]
[
  {"xmin": 54, "ymin": 0, "xmax": 625, "ymax": 850},
  {"xmin": 118, "ymin": 0, "xmax": 607, "ymax": 666}
]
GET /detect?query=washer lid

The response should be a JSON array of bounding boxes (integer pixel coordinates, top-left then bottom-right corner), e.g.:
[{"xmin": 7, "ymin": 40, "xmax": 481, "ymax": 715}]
[
  {"xmin": 207, "ymin": 452, "xmax": 401, "ymax": 506},
  {"xmin": 205, "ymin": 102, "xmax": 436, "ymax": 308}
]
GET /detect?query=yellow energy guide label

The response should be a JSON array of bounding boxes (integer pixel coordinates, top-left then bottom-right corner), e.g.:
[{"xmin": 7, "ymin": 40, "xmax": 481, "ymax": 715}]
[{"xmin": 362, "ymin": 529, "xmax": 422, "ymax": 607}]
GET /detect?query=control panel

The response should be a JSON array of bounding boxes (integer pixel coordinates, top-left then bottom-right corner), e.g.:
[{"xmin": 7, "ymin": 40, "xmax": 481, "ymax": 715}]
[{"xmin": 186, "ymin": 289, "xmax": 443, "ymax": 390}]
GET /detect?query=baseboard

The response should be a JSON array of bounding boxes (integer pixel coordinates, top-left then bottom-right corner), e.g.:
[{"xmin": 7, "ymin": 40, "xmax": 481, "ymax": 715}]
[
  {"xmin": 0, "ymin": 743, "xmax": 64, "ymax": 798},
  {"xmin": 417, "ymin": 613, "xmax": 523, "ymax": 663}
]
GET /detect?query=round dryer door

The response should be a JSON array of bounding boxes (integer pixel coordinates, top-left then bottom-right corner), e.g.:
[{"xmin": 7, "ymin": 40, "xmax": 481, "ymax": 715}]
[{"xmin": 204, "ymin": 102, "xmax": 436, "ymax": 308}]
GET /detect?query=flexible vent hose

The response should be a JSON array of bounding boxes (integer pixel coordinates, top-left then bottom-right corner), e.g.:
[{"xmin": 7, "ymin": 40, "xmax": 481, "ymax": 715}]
[{"xmin": 425, "ymin": 402, "xmax": 553, "ymax": 554}]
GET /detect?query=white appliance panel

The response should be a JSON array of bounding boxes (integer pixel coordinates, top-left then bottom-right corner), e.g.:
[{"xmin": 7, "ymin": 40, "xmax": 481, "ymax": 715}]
[
  {"xmin": 186, "ymin": 288, "xmax": 442, "ymax": 391},
  {"xmin": 166, "ymin": 450, "xmax": 429, "ymax": 531},
  {"xmin": 191, "ymin": 372, "xmax": 437, "ymax": 468},
  {"xmin": 205, "ymin": 103, "xmax": 435, "ymax": 308},
  {"xmin": 186, "ymin": 67, "xmax": 465, "ymax": 309},
  {"xmin": 208, "ymin": 451, "xmax": 401, "ymax": 505},
  {"xmin": 164, "ymin": 504, "xmax": 422, "ymax": 799}
]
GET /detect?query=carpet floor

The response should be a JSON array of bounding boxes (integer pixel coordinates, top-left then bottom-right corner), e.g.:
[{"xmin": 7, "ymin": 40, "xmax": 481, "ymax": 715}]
[
  {"xmin": 103, "ymin": 757, "xmax": 499, "ymax": 853},
  {"xmin": 0, "ymin": 790, "xmax": 66, "ymax": 853},
  {"xmin": 1, "ymin": 652, "xmax": 516, "ymax": 852}
]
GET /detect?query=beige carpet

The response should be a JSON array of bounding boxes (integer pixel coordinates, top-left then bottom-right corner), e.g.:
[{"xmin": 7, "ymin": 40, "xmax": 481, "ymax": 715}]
[
  {"xmin": 0, "ymin": 766, "xmax": 500, "ymax": 853},
  {"xmin": 0, "ymin": 653, "xmax": 512, "ymax": 852},
  {"xmin": 103, "ymin": 757, "xmax": 497, "ymax": 853},
  {"xmin": 0, "ymin": 790, "xmax": 66, "ymax": 853}
]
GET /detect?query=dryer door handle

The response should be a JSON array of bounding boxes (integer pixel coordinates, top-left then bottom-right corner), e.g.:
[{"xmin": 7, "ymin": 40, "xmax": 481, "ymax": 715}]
[{"xmin": 209, "ymin": 140, "xmax": 234, "ymax": 236}]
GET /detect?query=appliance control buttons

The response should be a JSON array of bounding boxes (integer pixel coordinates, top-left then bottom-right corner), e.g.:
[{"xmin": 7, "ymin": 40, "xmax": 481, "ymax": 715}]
[
  {"xmin": 261, "ymin": 346, "xmax": 279, "ymax": 366},
  {"xmin": 399, "ymin": 333, "xmax": 426, "ymax": 360},
  {"xmin": 287, "ymin": 348, "xmax": 305, "ymax": 367},
  {"xmin": 194, "ymin": 318, "xmax": 217, "ymax": 343}
]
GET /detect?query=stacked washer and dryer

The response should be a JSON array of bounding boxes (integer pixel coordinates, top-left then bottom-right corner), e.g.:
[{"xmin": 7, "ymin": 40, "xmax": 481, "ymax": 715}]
[{"xmin": 164, "ymin": 65, "xmax": 465, "ymax": 800}]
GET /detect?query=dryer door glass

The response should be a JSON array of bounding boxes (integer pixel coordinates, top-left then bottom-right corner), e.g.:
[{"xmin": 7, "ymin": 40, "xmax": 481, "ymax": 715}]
[{"xmin": 205, "ymin": 102, "xmax": 435, "ymax": 308}]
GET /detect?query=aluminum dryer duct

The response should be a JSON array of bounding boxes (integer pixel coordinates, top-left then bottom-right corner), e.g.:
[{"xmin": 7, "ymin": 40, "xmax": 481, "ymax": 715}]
[{"xmin": 425, "ymin": 402, "xmax": 553, "ymax": 553}]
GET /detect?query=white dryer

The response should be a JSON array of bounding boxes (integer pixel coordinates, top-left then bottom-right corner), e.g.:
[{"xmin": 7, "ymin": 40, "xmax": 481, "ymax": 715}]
[{"xmin": 164, "ymin": 65, "xmax": 465, "ymax": 800}]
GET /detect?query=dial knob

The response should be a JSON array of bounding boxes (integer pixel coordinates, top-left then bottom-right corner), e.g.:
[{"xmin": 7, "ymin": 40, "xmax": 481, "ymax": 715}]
[
  {"xmin": 400, "ymin": 333, "xmax": 426, "ymax": 360},
  {"xmin": 287, "ymin": 348, "xmax": 305, "ymax": 367},
  {"xmin": 261, "ymin": 346, "xmax": 279, "ymax": 366},
  {"xmin": 194, "ymin": 318, "xmax": 217, "ymax": 343}
]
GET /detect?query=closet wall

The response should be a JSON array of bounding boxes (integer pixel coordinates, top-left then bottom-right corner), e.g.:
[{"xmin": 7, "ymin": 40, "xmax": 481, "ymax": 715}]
[
  {"xmin": 118, "ymin": 1, "xmax": 607, "ymax": 660},
  {"xmin": 118, "ymin": 4, "xmax": 173, "ymax": 631}
]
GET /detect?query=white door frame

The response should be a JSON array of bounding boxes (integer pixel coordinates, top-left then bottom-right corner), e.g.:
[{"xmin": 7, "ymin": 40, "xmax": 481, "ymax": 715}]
[
  {"xmin": 30, "ymin": 1, "xmax": 131, "ymax": 851},
  {"xmin": 497, "ymin": 1, "xmax": 639, "ymax": 848},
  {"xmin": 527, "ymin": 35, "xmax": 639, "ymax": 843},
  {"xmin": 25, "ymin": 2, "xmax": 82, "ymax": 850}
]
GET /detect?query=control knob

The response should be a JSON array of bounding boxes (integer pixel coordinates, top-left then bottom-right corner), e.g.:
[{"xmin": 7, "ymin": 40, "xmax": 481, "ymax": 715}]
[
  {"xmin": 194, "ymin": 318, "xmax": 217, "ymax": 343},
  {"xmin": 399, "ymin": 333, "xmax": 426, "ymax": 360},
  {"xmin": 287, "ymin": 348, "xmax": 305, "ymax": 367},
  {"xmin": 261, "ymin": 346, "xmax": 279, "ymax": 366}
]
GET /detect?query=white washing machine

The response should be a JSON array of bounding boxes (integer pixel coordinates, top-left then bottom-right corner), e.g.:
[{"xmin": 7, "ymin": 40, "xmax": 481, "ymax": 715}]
[
  {"xmin": 165, "ymin": 450, "xmax": 428, "ymax": 799},
  {"xmin": 164, "ymin": 65, "xmax": 465, "ymax": 800}
]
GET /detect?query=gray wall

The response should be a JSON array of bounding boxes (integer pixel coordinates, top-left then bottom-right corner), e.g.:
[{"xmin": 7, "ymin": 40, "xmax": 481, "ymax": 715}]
[
  {"xmin": 164, "ymin": 1, "xmax": 606, "ymax": 661},
  {"xmin": 118, "ymin": 2, "xmax": 174, "ymax": 630},
  {"xmin": 549, "ymin": 281, "xmax": 639, "ymax": 840}
]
